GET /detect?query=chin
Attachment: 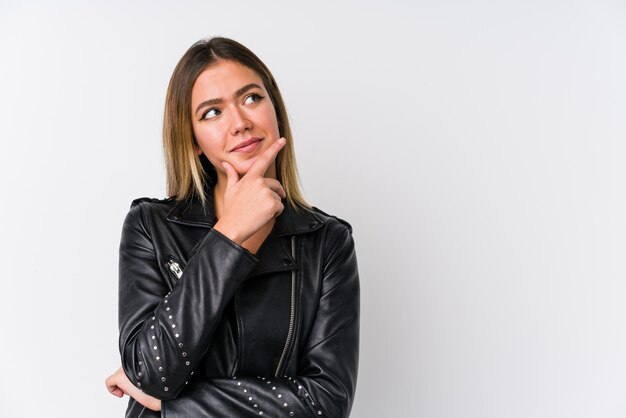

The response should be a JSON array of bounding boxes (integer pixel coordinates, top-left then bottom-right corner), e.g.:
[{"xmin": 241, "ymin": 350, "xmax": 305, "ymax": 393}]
[{"xmin": 233, "ymin": 160, "xmax": 254, "ymax": 176}]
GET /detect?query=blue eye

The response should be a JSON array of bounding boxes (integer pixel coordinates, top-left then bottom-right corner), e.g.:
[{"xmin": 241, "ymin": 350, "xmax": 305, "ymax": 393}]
[
  {"xmin": 199, "ymin": 94, "xmax": 264, "ymax": 121},
  {"xmin": 201, "ymin": 108, "xmax": 221, "ymax": 120},
  {"xmin": 244, "ymin": 93, "xmax": 264, "ymax": 105}
]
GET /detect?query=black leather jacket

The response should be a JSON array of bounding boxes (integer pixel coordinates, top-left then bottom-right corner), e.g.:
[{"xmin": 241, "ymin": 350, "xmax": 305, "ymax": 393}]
[{"xmin": 117, "ymin": 185, "xmax": 360, "ymax": 417}]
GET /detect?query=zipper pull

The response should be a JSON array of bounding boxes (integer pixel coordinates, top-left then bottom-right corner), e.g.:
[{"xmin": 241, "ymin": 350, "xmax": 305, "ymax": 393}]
[{"xmin": 167, "ymin": 259, "xmax": 183, "ymax": 279}]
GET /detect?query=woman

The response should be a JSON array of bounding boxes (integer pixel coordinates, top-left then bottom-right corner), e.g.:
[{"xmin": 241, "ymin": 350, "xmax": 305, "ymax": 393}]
[{"xmin": 105, "ymin": 37, "xmax": 360, "ymax": 418}]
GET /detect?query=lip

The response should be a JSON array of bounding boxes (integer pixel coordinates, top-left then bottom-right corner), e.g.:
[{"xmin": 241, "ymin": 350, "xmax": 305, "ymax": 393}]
[{"xmin": 230, "ymin": 137, "xmax": 263, "ymax": 152}]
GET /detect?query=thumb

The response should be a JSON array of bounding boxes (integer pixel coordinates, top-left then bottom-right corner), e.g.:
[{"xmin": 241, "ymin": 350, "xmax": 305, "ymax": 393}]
[{"xmin": 222, "ymin": 161, "xmax": 239, "ymax": 189}]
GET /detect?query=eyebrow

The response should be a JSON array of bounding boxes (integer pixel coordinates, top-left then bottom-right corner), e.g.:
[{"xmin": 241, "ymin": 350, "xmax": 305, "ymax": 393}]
[{"xmin": 194, "ymin": 83, "xmax": 263, "ymax": 115}]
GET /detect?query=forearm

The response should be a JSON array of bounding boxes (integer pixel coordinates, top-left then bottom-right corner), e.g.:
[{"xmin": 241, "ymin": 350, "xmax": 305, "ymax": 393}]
[
  {"xmin": 162, "ymin": 373, "xmax": 356, "ymax": 418},
  {"xmin": 162, "ymin": 224, "xmax": 360, "ymax": 418},
  {"xmin": 118, "ymin": 208, "xmax": 259, "ymax": 399}
]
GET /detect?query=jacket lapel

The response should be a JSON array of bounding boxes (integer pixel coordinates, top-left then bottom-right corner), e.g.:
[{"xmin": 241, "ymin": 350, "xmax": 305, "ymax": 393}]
[{"xmin": 165, "ymin": 181, "xmax": 325, "ymax": 276}]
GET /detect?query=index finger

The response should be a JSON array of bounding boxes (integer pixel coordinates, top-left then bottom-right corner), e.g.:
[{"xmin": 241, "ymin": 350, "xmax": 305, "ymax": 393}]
[{"xmin": 245, "ymin": 137, "xmax": 286, "ymax": 178}]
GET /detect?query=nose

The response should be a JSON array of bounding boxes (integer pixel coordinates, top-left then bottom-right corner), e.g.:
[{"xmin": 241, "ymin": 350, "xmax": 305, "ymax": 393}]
[{"xmin": 229, "ymin": 106, "xmax": 252, "ymax": 135}]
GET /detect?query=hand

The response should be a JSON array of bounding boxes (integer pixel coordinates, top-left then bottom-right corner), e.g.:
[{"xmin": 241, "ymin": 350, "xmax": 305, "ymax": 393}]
[
  {"xmin": 105, "ymin": 367, "xmax": 162, "ymax": 412},
  {"xmin": 214, "ymin": 137, "xmax": 287, "ymax": 244}
]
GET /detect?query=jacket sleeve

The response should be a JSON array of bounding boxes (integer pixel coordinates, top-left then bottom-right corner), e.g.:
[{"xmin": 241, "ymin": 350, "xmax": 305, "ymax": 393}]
[
  {"xmin": 118, "ymin": 202, "xmax": 259, "ymax": 399},
  {"xmin": 161, "ymin": 223, "xmax": 361, "ymax": 418}
]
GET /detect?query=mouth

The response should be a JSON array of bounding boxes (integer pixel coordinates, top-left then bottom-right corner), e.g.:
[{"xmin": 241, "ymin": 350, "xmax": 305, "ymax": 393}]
[{"xmin": 230, "ymin": 137, "xmax": 263, "ymax": 152}]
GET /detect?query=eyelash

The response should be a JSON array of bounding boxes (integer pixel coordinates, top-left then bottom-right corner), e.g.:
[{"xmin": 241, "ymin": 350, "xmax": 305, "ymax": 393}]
[{"xmin": 199, "ymin": 93, "xmax": 265, "ymax": 121}]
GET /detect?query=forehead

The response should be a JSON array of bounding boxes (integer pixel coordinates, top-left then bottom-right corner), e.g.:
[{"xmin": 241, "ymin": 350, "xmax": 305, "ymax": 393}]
[{"xmin": 191, "ymin": 60, "xmax": 264, "ymax": 102}]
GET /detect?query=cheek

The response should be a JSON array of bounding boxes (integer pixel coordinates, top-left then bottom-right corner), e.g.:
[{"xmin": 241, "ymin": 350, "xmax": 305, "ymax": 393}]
[
  {"xmin": 264, "ymin": 106, "xmax": 280, "ymax": 136},
  {"xmin": 194, "ymin": 125, "xmax": 221, "ymax": 150}
]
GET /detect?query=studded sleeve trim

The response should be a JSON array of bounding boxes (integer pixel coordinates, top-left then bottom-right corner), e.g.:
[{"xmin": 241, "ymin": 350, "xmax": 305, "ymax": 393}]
[
  {"xmin": 161, "ymin": 223, "xmax": 360, "ymax": 417},
  {"xmin": 117, "ymin": 203, "xmax": 259, "ymax": 399}
]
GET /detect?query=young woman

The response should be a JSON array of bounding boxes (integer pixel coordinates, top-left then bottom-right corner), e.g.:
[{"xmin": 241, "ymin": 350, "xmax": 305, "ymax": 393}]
[{"xmin": 105, "ymin": 37, "xmax": 360, "ymax": 418}]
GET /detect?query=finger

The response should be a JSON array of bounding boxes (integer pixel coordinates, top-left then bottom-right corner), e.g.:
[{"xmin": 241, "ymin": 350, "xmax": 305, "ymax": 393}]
[
  {"xmin": 268, "ymin": 188, "xmax": 283, "ymax": 203},
  {"xmin": 106, "ymin": 378, "xmax": 124, "ymax": 397},
  {"xmin": 263, "ymin": 178, "xmax": 286, "ymax": 199},
  {"xmin": 222, "ymin": 161, "xmax": 240, "ymax": 189},
  {"xmin": 274, "ymin": 201, "xmax": 285, "ymax": 217},
  {"xmin": 246, "ymin": 137, "xmax": 286, "ymax": 178},
  {"xmin": 110, "ymin": 387, "xmax": 125, "ymax": 398}
]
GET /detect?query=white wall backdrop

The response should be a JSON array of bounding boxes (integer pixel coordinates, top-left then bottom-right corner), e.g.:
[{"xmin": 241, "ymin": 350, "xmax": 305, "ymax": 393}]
[{"xmin": 1, "ymin": 1, "xmax": 625, "ymax": 417}]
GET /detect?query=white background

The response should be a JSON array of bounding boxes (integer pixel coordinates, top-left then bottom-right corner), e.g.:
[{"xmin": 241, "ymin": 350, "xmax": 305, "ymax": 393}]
[{"xmin": 1, "ymin": 1, "xmax": 625, "ymax": 417}]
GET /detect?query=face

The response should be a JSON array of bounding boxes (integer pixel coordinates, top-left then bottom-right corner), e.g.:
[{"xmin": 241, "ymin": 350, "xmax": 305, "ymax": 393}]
[{"xmin": 190, "ymin": 60, "xmax": 280, "ymax": 181}]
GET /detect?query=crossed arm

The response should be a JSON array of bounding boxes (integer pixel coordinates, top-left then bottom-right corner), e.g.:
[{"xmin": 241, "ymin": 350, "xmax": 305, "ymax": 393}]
[{"xmin": 106, "ymin": 203, "xmax": 360, "ymax": 417}]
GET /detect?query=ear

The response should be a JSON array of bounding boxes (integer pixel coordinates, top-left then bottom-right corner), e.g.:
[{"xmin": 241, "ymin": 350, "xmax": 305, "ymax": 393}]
[{"xmin": 194, "ymin": 145, "xmax": 203, "ymax": 156}]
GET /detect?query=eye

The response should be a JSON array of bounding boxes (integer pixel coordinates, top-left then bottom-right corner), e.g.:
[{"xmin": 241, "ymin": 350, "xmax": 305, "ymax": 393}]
[
  {"xmin": 244, "ymin": 93, "xmax": 264, "ymax": 105},
  {"xmin": 200, "ymin": 108, "xmax": 221, "ymax": 121}
]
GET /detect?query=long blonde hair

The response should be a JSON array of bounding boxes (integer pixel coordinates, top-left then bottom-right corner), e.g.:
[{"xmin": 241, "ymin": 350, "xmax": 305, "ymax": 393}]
[{"xmin": 163, "ymin": 37, "xmax": 310, "ymax": 213}]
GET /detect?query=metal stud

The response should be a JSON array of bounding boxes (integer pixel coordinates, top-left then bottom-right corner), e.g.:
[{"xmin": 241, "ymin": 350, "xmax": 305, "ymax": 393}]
[{"xmin": 164, "ymin": 387, "xmax": 169, "ymax": 392}]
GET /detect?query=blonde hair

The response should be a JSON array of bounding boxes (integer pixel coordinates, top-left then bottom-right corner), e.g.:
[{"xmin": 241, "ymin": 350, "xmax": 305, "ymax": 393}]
[{"xmin": 163, "ymin": 37, "xmax": 310, "ymax": 213}]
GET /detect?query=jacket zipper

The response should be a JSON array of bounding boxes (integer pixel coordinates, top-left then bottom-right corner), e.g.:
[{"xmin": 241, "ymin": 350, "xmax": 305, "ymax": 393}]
[
  {"xmin": 166, "ymin": 257, "xmax": 184, "ymax": 279},
  {"xmin": 275, "ymin": 235, "xmax": 297, "ymax": 377}
]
